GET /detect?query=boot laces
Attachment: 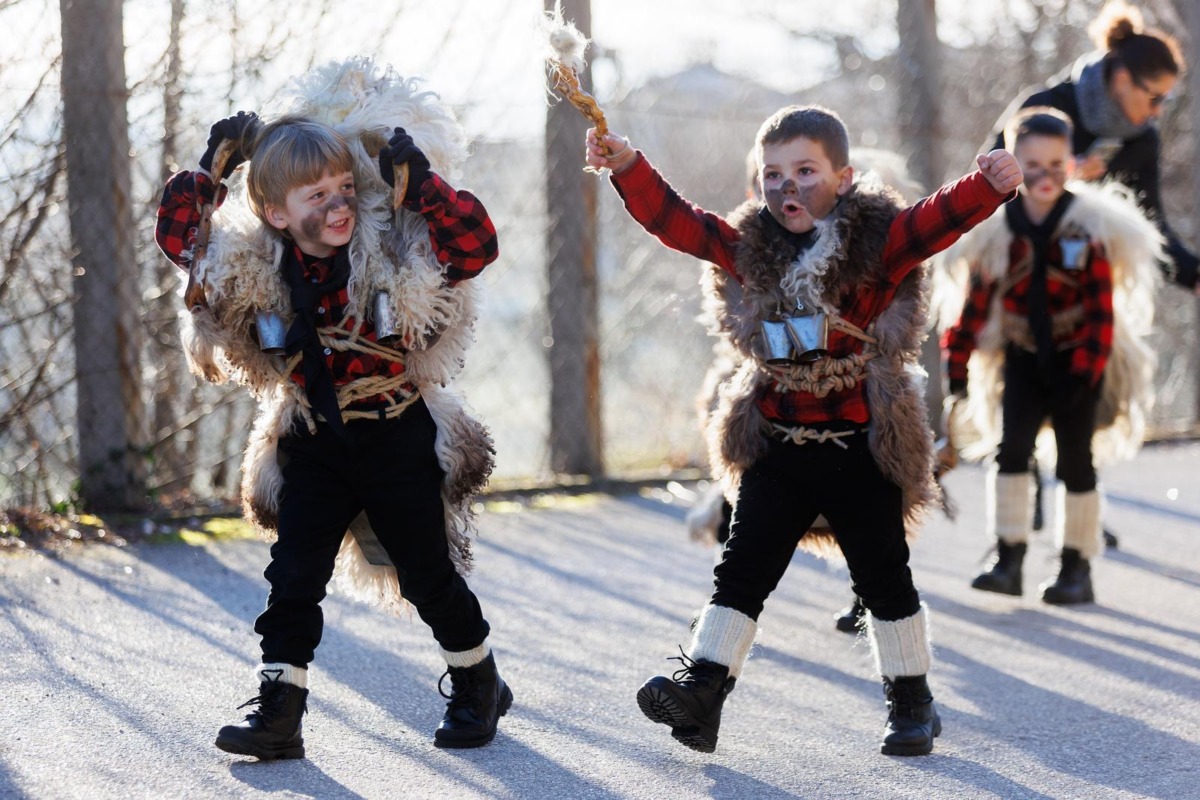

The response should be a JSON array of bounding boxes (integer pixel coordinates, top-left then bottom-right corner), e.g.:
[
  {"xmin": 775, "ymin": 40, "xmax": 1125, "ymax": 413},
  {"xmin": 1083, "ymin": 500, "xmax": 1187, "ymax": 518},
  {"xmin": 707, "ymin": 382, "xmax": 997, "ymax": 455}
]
[
  {"xmin": 438, "ymin": 668, "xmax": 480, "ymax": 714},
  {"xmin": 666, "ymin": 646, "xmax": 724, "ymax": 688},
  {"xmin": 237, "ymin": 681, "xmax": 298, "ymax": 722},
  {"xmin": 885, "ymin": 680, "xmax": 925, "ymax": 717}
]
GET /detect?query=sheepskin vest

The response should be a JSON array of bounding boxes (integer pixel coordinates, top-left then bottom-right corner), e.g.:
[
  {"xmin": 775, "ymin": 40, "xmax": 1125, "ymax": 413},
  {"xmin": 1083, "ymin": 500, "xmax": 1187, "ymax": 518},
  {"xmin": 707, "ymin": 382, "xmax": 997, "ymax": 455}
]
[
  {"xmin": 703, "ymin": 181, "xmax": 938, "ymax": 556},
  {"xmin": 178, "ymin": 58, "xmax": 494, "ymax": 613},
  {"xmin": 937, "ymin": 180, "xmax": 1162, "ymax": 467}
]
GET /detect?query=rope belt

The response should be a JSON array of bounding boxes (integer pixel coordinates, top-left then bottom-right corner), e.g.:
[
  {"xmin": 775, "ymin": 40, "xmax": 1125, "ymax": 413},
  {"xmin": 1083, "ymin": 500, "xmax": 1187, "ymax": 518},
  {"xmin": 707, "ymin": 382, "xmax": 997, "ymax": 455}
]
[
  {"xmin": 288, "ymin": 322, "xmax": 421, "ymax": 434},
  {"xmin": 766, "ymin": 350, "xmax": 877, "ymax": 397},
  {"xmin": 766, "ymin": 422, "xmax": 867, "ymax": 449},
  {"xmin": 1001, "ymin": 306, "xmax": 1084, "ymax": 352},
  {"xmin": 761, "ymin": 315, "xmax": 878, "ymax": 397}
]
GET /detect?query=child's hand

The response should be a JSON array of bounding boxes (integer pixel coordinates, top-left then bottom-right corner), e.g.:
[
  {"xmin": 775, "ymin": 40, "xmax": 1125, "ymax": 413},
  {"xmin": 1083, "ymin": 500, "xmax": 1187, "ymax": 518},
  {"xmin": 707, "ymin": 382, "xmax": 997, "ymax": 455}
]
[
  {"xmin": 379, "ymin": 127, "xmax": 432, "ymax": 202},
  {"xmin": 200, "ymin": 111, "xmax": 260, "ymax": 179},
  {"xmin": 976, "ymin": 149, "xmax": 1022, "ymax": 195},
  {"xmin": 586, "ymin": 128, "xmax": 636, "ymax": 174}
]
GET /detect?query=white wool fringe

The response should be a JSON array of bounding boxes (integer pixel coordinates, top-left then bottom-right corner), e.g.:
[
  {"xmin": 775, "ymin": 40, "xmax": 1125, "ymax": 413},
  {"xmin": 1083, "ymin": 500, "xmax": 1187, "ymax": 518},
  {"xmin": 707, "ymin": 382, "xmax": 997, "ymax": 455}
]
[
  {"xmin": 257, "ymin": 662, "xmax": 308, "ymax": 689},
  {"xmin": 689, "ymin": 604, "xmax": 757, "ymax": 678},
  {"xmin": 443, "ymin": 641, "xmax": 492, "ymax": 669},
  {"xmin": 1056, "ymin": 485, "xmax": 1103, "ymax": 559},
  {"xmin": 867, "ymin": 605, "xmax": 932, "ymax": 679},
  {"xmin": 987, "ymin": 467, "xmax": 1034, "ymax": 545}
]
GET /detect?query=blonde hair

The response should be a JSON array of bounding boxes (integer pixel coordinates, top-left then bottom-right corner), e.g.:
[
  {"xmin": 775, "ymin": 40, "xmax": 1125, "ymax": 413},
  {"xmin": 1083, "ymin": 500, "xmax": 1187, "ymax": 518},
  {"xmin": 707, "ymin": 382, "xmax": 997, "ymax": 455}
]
[{"xmin": 245, "ymin": 116, "xmax": 355, "ymax": 225}]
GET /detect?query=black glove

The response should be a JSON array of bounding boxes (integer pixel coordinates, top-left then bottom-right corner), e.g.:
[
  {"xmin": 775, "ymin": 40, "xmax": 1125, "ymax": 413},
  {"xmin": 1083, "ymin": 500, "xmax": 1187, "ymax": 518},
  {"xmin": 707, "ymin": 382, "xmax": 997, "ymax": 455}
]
[
  {"xmin": 947, "ymin": 377, "xmax": 968, "ymax": 400},
  {"xmin": 378, "ymin": 127, "xmax": 431, "ymax": 203},
  {"xmin": 199, "ymin": 111, "xmax": 261, "ymax": 179}
]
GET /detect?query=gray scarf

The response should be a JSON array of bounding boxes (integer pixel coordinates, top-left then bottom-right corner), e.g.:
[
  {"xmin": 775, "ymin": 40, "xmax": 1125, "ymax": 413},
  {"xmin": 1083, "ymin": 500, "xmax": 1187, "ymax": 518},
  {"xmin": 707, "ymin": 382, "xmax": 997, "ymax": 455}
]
[{"xmin": 1072, "ymin": 52, "xmax": 1154, "ymax": 141}]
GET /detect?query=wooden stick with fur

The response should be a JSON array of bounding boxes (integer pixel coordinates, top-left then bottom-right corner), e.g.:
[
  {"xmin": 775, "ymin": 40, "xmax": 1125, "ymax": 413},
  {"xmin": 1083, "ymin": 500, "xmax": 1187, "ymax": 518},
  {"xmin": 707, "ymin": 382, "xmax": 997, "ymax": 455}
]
[{"xmin": 542, "ymin": 4, "xmax": 610, "ymax": 161}]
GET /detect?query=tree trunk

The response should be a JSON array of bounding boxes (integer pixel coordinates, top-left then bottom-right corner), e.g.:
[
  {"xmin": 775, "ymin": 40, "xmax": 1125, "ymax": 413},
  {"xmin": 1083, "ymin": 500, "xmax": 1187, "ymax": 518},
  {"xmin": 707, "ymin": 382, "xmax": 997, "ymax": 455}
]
[
  {"xmin": 60, "ymin": 0, "xmax": 147, "ymax": 511},
  {"xmin": 895, "ymin": 0, "xmax": 947, "ymax": 429},
  {"xmin": 543, "ymin": 0, "xmax": 603, "ymax": 476},
  {"xmin": 151, "ymin": 0, "xmax": 196, "ymax": 496}
]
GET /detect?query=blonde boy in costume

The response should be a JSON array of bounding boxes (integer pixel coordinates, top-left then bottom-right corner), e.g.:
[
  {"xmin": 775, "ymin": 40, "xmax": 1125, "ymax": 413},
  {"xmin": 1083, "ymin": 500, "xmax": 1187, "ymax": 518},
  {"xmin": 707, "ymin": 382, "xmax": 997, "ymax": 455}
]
[
  {"xmin": 155, "ymin": 60, "xmax": 509, "ymax": 758},
  {"xmin": 586, "ymin": 105, "xmax": 1021, "ymax": 756}
]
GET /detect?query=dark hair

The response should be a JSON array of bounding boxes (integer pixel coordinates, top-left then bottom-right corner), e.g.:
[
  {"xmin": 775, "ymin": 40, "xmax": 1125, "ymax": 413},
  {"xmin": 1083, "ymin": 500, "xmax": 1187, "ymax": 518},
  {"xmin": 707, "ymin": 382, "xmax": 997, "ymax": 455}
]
[
  {"xmin": 1090, "ymin": 2, "xmax": 1185, "ymax": 82},
  {"xmin": 755, "ymin": 105, "xmax": 850, "ymax": 170},
  {"xmin": 1004, "ymin": 107, "xmax": 1074, "ymax": 151}
]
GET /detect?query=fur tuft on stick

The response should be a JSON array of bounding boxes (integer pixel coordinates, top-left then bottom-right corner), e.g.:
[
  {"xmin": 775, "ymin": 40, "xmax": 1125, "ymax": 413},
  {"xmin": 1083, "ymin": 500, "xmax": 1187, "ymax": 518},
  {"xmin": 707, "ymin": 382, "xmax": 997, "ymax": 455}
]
[{"xmin": 541, "ymin": 2, "xmax": 589, "ymax": 75}]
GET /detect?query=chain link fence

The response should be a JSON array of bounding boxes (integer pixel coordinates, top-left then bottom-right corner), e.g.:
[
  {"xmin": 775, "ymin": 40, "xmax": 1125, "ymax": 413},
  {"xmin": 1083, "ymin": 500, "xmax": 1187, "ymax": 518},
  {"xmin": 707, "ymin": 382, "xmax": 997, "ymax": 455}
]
[{"xmin": 2, "ymin": 0, "xmax": 1196, "ymax": 512}]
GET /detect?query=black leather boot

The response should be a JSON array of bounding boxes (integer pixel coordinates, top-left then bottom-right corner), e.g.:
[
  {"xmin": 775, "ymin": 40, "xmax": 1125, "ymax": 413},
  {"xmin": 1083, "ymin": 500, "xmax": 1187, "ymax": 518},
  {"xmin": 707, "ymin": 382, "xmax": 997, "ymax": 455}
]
[
  {"xmin": 1103, "ymin": 528, "xmax": 1119, "ymax": 549},
  {"xmin": 636, "ymin": 653, "xmax": 735, "ymax": 753},
  {"xmin": 970, "ymin": 540, "xmax": 1026, "ymax": 595},
  {"xmin": 881, "ymin": 675, "xmax": 941, "ymax": 756},
  {"xmin": 434, "ymin": 652, "xmax": 513, "ymax": 748},
  {"xmin": 834, "ymin": 596, "xmax": 866, "ymax": 633},
  {"xmin": 1041, "ymin": 547, "xmax": 1095, "ymax": 605},
  {"xmin": 215, "ymin": 675, "xmax": 307, "ymax": 760}
]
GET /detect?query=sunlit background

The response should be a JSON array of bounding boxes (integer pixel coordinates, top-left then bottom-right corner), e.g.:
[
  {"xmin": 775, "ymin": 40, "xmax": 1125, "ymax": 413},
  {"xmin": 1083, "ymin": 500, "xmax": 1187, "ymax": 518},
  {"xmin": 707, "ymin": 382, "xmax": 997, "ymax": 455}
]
[{"xmin": 1, "ymin": 0, "xmax": 1196, "ymax": 513}]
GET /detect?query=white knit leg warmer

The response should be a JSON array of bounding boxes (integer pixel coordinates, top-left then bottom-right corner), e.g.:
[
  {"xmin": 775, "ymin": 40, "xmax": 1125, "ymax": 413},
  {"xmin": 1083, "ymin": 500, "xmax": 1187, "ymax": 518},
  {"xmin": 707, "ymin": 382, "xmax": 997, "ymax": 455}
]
[
  {"xmin": 867, "ymin": 605, "xmax": 932, "ymax": 679},
  {"xmin": 688, "ymin": 604, "xmax": 757, "ymax": 679},
  {"xmin": 443, "ymin": 640, "xmax": 491, "ymax": 669},
  {"xmin": 1057, "ymin": 486, "xmax": 1103, "ymax": 560},
  {"xmin": 257, "ymin": 662, "xmax": 308, "ymax": 688},
  {"xmin": 988, "ymin": 467, "xmax": 1034, "ymax": 545}
]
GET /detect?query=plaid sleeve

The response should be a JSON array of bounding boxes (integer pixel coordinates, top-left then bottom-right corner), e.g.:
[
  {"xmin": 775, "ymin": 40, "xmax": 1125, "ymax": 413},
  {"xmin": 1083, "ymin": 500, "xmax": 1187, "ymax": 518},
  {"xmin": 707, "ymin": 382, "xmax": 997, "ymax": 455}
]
[
  {"xmin": 406, "ymin": 172, "xmax": 499, "ymax": 284},
  {"xmin": 942, "ymin": 274, "xmax": 994, "ymax": 383},
  {"xmin": 884, "ymin": 170, "xmax": 1014, "ymax": 284},
  {"xmin": 1070, "ymin": 243, "xmax": 1114, "ymax": 386},
  {"xmin": 610, "ymin": 153, "xmax": 741, "ymax": 277},
  {"xmin": 154, "ymin": 170, "xmax": 225, "ymax": 269}
]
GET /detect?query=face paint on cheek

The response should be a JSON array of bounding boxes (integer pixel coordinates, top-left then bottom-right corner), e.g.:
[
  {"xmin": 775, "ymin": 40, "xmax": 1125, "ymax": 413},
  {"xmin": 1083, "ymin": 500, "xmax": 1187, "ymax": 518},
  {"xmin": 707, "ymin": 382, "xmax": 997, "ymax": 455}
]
[
  {"xmin": 299, "ymin": 211, "xmax": 324, "ymax": 241},
  {"xmin": 299, "ymin": 194, "xmax": 357, "ymax": 240},
  {"xmin": 795, "ymin": 182, "xmax": 831, "ymax": 216}
]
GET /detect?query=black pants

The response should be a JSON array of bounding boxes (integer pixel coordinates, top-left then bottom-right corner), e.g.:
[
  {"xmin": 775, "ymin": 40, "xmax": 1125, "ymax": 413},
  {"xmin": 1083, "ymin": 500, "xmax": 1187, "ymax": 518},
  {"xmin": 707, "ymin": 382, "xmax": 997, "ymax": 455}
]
[
  {"xmin": 995, "ymin": 347, "xmax": 1100, "ymax": 493},
  {"xmin": 713, "ymin": 426, "xmax": 921, "ymax": 622},
  {"xmin": 255, "ymin": 398, "xmax": 490, "ymax": 667}
]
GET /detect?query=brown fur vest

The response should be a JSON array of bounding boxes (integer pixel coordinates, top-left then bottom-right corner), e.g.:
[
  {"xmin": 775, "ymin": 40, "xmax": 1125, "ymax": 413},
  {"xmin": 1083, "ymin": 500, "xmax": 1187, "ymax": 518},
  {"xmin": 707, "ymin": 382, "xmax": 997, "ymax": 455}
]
[{"xmin": 703, "ymin": 179, "xmax": 938, "ymax": 557}]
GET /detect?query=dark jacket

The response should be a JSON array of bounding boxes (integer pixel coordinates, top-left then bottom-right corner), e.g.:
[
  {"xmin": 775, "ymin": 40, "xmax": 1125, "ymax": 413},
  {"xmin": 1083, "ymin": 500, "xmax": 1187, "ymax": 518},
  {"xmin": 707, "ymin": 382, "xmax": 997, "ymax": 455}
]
[{"xmin": 991, "ymin": 74, "xmax": 1198, "ymax": 290}]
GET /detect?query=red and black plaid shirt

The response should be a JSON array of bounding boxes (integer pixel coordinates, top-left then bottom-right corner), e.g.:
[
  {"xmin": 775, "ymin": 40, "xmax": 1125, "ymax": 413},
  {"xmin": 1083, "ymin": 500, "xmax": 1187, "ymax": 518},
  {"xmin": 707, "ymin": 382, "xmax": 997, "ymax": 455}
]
[
  {"xmin": 155, "ymin": 169, "xmax": 498, "ymax": 409},
  {"xmin": 943, "ymin": 233, "xmax": 1114, "ymax": 387},
  {"xmin": 611, "ymin": 152, "xmax": 1012, "ymax": 424}
]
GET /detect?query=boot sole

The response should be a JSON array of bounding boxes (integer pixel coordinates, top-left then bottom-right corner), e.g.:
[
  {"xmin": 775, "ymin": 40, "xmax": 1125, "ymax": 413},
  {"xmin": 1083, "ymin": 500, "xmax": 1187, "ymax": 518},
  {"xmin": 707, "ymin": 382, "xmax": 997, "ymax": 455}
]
[
  {"xmin": 433, "ymin": 684, "xmax": 513, "ymax": 749},
  {"xmin": 636, "ymin": 684, "xmax": 717, "ymax": 753},
  {"xmin": 880, "ymin": 716, "xmax": 942, "ymax": 757},
  {"xmin": 970, "ymin": 577, "xmax": 1022, "ymax": 596},
  {"xmin": 1041, "ymin": 590, "xmax": 1095, "ymax": 605},
  {"xmin": 214, "ymin": 736, "xmax": 305, "ymax": 760}
]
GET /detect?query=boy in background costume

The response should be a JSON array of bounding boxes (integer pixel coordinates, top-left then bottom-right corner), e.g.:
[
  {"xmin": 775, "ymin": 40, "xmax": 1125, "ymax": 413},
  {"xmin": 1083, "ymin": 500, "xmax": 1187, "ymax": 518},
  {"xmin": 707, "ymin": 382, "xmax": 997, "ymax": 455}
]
[
  {"xmin": 586, "ymin": 105, "xmax": 1021, "ymax": 756},
  {"xmin": 155, "ymin": 59, "xmax": 509, "ymax": 758},
  {"xmin": 939, "ymin": 107, "xmax": 1160, "ymax": 604}
]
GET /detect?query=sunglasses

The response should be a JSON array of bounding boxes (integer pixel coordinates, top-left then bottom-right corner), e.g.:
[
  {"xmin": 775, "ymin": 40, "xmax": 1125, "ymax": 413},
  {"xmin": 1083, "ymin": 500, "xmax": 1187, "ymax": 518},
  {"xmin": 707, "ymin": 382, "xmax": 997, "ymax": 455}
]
[{"xmin": 1131, "ymin": 74, "xmax": 1172, "ymax": 108}]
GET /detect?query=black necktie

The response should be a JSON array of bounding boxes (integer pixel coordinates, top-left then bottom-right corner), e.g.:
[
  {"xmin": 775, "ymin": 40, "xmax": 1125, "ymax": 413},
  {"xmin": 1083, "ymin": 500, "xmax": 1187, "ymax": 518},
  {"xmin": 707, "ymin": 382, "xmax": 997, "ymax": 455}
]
[
  {"xmin": 280, "ymin": 247, "xmax": 351, "ymax": 436},
  {"xmin": 1005, "ymin": 193, "xmax": 1074, "ymax": 381}
]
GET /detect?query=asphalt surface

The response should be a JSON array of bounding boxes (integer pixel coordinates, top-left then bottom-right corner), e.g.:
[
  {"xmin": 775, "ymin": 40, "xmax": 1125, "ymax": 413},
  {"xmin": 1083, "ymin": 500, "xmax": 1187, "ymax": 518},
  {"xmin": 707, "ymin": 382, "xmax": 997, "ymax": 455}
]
[{"xmin": 2, "ymin": 442, "xmax": 1199, "ymax": 799}]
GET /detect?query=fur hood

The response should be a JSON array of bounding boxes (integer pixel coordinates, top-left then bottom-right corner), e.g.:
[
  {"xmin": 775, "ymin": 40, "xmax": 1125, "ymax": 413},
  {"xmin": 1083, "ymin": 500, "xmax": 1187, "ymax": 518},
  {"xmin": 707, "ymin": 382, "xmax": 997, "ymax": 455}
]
[
  {"xmin": 179, "ymin": 58, "xmax": 494, "ymax": 613},
  {"xmin": 934, "ymin": 180, "xmax": 1163, "ymax": 465}
]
